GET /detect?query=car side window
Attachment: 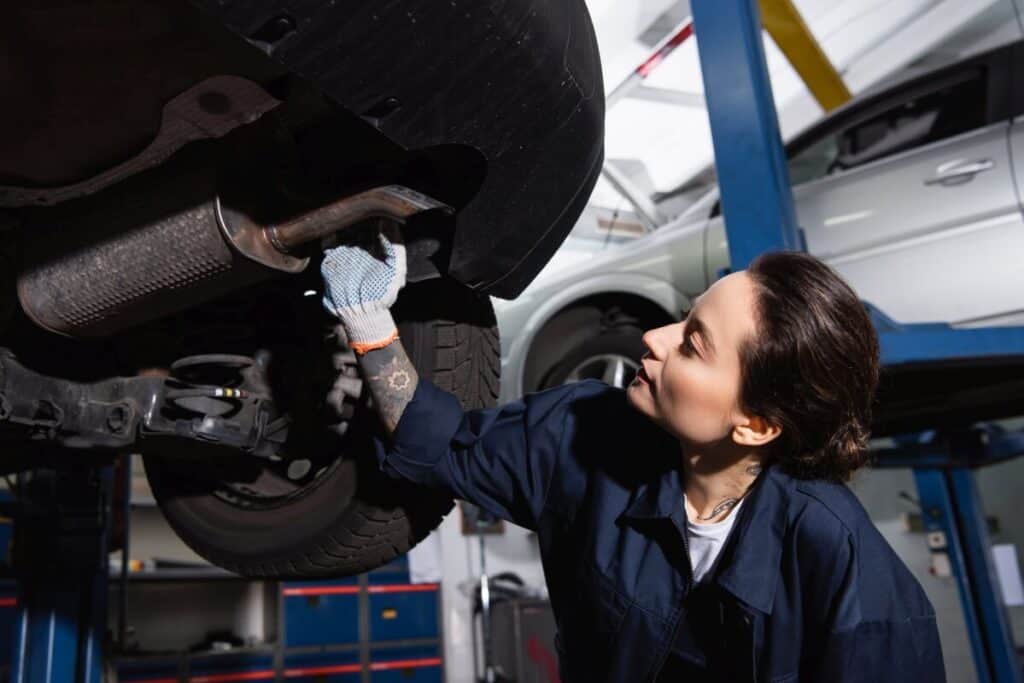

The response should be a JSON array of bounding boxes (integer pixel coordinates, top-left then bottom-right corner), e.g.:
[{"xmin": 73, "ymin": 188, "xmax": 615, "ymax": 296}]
[
  {"xmin": 786, "ymin": 68, "xmax": 988, "ymax": 185},
  {"xmin": 788, "ymin": 134, "xmax": 840, "ymax": 185},
  {"xmin": 832, "ymin": 70, "xmax": 987, "ymax": 172}
]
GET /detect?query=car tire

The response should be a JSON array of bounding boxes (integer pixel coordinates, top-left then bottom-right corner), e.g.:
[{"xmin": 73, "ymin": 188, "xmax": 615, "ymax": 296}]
[
  {"xmin": 142, "ymin": 279, "xmax": 499, "ymax": 578},
  {"xmin": 538, "ymin": 315, "xmax": 646, "ymax": 390}
]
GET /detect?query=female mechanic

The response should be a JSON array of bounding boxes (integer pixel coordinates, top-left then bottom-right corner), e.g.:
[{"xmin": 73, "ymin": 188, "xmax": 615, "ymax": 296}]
[{"xmin": 319, "ymin": 229, "xmax": 944, "ymax": 683}]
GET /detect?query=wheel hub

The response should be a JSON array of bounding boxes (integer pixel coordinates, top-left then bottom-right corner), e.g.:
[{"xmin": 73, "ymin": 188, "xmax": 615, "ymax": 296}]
[{"xmin": 564, "ymin": 353, "xmax": 640, "ymax": 388}]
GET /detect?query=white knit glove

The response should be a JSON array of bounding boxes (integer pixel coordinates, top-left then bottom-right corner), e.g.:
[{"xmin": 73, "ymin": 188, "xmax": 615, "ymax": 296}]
[{"xmin": 320, "ymin": 226, "xmax": 406, "ymax": 355}]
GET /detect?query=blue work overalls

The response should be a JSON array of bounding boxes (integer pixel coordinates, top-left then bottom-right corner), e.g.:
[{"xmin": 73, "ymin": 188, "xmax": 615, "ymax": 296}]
[{"xmin": 374, "ymin": 378, "xmax": 946, "ymax": 682}]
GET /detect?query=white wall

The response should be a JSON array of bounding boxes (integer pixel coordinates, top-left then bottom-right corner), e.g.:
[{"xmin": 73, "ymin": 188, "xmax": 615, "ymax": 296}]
[{"xmin": 975, "ymin": 455, "xmax": 1024, "ymax": 650}]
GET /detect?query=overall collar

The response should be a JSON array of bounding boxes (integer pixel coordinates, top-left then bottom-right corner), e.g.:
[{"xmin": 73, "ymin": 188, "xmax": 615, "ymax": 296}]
[
  {"xmin": 619, "ymin": 462, "xmax": 791, "ymax": 615},
  {"xmin": 619, "ymin": 466, "xmax": 688, "ymax": 530},
  {"xmin": 713, "ymin": 466, "xmax": 789, "ymax": 614}
]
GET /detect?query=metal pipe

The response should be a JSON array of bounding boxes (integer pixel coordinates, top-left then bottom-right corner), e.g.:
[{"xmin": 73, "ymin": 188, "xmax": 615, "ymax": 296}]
[
  {"xmin": 267, "ymin": 185, "xmax": 451, "ymax": 253},
  {"xmin": 19, "ymin": 172, "xmax": 452, "ymax": 338},
  {"xmin": 217, "ymin": 184, "xmax": 452, "ymax": 274}
]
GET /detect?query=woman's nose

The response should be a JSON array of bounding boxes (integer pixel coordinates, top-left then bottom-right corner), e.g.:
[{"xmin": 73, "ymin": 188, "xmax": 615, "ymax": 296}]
[
  {"xmin": 641, "ymin": 329, "xmax": 657, "ymax": 357},
  {"xmin": 642, "ymin": 324, "xmax": 672, "ymax": 360}
]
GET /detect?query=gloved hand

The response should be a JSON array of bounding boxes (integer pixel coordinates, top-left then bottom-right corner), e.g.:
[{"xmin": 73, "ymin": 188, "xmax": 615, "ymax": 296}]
[{"xmin": 321, "ymin": 224, "xmax": 406, "ymax": 355}]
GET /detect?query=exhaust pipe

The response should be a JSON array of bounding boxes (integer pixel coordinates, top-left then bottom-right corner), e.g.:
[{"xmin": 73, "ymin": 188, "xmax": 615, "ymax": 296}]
[
  {"xmin": 218, "ymin": 185, "xmax": 448, "ymax": 273},
  {"xmin": 17, "ymin": 159, "xmax": 450, "ymax": 338}
]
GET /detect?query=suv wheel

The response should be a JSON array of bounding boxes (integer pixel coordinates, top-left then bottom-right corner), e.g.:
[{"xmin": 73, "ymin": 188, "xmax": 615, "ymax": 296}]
[{"xmin": 143, "ymin": 279, "xmax": 499, "ymax": 578}]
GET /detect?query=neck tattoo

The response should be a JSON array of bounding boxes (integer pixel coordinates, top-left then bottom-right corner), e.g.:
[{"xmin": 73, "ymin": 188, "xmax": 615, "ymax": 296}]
[
  {"xmin": 695, "ymin": 462, "xmax": 764, "ymax": 522},
  {"xmin": 698, "ymin": 497, "xmax": 741, "ymax": 521}
]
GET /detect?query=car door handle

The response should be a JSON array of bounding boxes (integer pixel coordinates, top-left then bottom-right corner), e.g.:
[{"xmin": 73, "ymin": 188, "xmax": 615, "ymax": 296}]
[{"xmin": 924, "ymin": 159, "xmax": 995, "ymax": 186}]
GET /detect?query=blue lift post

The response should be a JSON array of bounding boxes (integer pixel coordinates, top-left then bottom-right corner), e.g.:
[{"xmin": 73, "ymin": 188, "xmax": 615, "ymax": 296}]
[
  {"xmin": 9, "ymin": 465, "xmax": 112, "ymax": 683},
  {"xmin": 691, "ymin": 0, "xmax": 1024, "ymax": 681},
  {"xmin": 691, "ymin": 0, "xmax": 802, "ymax": 267}
]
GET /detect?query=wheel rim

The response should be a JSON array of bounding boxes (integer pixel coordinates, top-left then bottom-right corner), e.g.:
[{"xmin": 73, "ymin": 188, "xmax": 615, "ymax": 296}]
[{"xmin": 564, "ymin": 353, "xmax": 640, "ymax": 388}]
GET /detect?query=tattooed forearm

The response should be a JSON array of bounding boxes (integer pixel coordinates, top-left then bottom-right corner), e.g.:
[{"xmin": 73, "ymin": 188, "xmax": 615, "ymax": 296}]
[
  {"xmin": 698, "ymin": 498, "xmax": 741, "ymax": 521},
  {"xmin": 357, "ymin": 341, "xmax": 420, "ymax": 434}
]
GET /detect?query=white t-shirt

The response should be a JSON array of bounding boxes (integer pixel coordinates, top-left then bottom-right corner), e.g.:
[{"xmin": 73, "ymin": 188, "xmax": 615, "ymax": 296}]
[{"xmin": 684, "ymin": 495, "xmax": 744, "ymax": 583}]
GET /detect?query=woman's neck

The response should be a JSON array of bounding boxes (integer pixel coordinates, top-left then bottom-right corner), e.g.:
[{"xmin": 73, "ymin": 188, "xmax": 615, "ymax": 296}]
[{"xmin": 682, "ymin": 444, "xmax": 764, "ymax": 524}]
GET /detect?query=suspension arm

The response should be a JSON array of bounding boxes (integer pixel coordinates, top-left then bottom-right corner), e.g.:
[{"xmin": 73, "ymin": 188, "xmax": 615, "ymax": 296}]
[{"xmin": 0, "ymin": 351, "xmax": 287, "ymax": 458}]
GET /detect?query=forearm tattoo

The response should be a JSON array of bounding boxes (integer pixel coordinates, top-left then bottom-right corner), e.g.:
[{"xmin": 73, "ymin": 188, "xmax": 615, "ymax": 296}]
[{"xmin": 358, "ymin": 341, "xmax": 420, "ymax": 434}]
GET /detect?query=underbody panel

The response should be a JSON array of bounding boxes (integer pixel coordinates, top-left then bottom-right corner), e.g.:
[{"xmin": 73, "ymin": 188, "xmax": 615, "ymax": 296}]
[{"xmin": 0, "ymin": 0, "xmax": 605, "ymax": 298}]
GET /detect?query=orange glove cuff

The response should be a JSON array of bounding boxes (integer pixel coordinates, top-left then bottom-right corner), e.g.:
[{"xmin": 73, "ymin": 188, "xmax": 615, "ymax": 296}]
[{"xmin": 350, "ymin": 329, "xmax": 400, "ymax": 356}]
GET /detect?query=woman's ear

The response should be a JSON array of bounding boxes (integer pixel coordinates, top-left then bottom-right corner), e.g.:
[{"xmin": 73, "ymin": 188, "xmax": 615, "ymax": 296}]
[{"xmin": 732, "ymin": 414, "xmax": 782, "ymax": 448}]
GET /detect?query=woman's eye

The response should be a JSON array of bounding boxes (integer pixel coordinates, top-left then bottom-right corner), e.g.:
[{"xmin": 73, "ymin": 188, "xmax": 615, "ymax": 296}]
[{"xmin": 680, "ymin": 335, "xmax": 696, "ymax": 355}]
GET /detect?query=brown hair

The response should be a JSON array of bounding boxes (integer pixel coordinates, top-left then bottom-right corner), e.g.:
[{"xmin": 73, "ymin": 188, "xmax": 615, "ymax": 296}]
[{"xmin": 741, "ymin": 251, "xmax": 880, "ymax": 482}]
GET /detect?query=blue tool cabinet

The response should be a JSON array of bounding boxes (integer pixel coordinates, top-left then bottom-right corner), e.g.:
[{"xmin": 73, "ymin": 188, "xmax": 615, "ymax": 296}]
[{"xmin": 104, "ymin": 555, "xmax": 443, "ymax": 683}]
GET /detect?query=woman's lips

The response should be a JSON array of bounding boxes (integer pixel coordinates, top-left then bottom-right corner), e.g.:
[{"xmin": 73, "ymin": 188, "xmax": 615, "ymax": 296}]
[{"xmin": 633, "ymin": 364, "xmax": 655, "ymax": 396}]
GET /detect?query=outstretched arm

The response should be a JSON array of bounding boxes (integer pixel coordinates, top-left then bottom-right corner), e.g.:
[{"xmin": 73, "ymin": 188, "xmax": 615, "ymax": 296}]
[{"xmin": 319, "ymin": 225, "xmax": 597, "ymax": 530}]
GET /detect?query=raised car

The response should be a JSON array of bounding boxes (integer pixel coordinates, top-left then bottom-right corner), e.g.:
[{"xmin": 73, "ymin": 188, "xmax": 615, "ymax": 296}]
[
  {"xmin": 498, "ymin": 40, "xmax": 1024, "ymax": 433},
  {"xmin": 0, "ymin": 0, "xmax": 604, "ymax": 577}
]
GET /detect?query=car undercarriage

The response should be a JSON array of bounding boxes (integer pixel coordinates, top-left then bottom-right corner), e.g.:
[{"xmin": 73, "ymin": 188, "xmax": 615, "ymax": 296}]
[{"xmin": 0, "ymin": 0, "xmax": 604, "ymax": 577}]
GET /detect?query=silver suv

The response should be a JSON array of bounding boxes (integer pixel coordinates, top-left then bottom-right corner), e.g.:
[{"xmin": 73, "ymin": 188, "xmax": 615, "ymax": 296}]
[{"xmin": 495, "ymin": 40, "xmax": 1024, "ymax": 403}]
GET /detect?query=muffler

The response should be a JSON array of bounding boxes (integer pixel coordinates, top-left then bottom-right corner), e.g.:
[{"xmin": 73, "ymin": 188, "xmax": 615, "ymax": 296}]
[{"xmin": 17, "ymin": 155, "xmax": 449, "ymax": 338}]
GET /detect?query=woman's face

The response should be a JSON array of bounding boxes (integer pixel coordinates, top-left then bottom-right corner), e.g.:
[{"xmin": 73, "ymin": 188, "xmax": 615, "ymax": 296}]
[{"xmin": 626, "ymin": 271, "xmax": 761, "ymax": 447}]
